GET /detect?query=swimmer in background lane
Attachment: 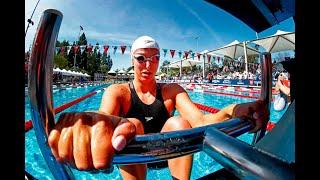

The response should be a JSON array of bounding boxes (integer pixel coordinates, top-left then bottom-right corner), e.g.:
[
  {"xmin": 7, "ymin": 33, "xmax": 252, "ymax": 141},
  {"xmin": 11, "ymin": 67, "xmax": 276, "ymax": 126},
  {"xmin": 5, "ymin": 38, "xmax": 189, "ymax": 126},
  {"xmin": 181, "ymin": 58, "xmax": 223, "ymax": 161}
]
[{"xmin": 273, "ymin": 72, "xmax": 291, "ymax": 111}]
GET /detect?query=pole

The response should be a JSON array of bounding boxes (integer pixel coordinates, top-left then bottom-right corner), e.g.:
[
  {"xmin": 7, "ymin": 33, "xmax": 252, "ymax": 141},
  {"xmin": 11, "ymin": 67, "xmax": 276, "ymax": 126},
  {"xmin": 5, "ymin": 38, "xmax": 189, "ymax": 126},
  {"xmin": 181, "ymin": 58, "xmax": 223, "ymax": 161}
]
[
  {"xmin": 74, "ymin": 28, "xmax": 82, "ymax": 70},
  {"xmin": 203, "ymin": 54, "xmax": 205, "ymax": 79},
  {"xmin": 25, "ymin": 0, "xmax": 41, "ymax": 37},
  {"xmin": 243, "ymin": 41, "xmax": 248, "ymax": 74}
]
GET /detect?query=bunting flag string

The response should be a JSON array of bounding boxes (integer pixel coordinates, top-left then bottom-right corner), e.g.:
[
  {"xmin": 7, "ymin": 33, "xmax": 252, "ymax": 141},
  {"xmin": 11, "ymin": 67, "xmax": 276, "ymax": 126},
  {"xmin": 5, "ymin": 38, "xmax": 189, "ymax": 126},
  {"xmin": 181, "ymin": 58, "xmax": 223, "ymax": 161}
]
[
  {"xmin": 120, "ymin": 46, "xmax": 126, "ymax": 54},
  {"xmin": 53, "ymin": 44, "xmax": 260, "ymax": 70},
  {"xmin": 170, "ymin": 49, "xmax": 175, "ymax": 58}
]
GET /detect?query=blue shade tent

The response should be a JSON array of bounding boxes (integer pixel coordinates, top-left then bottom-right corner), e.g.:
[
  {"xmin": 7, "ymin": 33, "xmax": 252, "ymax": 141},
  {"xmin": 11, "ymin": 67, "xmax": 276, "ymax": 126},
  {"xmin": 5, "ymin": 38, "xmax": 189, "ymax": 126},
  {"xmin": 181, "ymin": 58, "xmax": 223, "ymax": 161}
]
[{"xmin": 205, "ymin": 0, "xmax": 295, "ymax": 33}]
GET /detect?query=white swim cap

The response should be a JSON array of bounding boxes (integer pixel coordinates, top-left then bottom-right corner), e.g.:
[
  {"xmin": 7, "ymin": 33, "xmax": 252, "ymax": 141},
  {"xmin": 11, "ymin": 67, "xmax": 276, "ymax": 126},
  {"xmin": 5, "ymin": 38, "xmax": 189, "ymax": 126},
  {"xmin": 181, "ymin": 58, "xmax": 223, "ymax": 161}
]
[{"xmin": 131, "ymin": 36, "xmax": 159, "ymax": 55}]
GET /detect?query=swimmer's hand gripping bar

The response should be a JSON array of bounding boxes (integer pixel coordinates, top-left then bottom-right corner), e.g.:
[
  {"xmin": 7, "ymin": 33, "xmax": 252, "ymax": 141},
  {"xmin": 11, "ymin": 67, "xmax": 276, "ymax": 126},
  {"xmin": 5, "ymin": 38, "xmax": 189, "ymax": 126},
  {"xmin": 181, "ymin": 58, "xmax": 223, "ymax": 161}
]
[{"xmin": 114, "ymin": 118, "xmax": 252, "ymax": 165}]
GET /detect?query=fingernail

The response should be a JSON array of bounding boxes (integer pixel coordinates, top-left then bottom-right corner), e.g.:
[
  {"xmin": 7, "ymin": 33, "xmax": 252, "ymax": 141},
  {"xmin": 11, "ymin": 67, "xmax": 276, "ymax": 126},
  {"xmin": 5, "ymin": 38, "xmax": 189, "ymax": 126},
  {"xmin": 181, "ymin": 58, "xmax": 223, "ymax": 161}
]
[{"xmin": 112, "ymin": 135, "xmax": 126, "ymax": 151}]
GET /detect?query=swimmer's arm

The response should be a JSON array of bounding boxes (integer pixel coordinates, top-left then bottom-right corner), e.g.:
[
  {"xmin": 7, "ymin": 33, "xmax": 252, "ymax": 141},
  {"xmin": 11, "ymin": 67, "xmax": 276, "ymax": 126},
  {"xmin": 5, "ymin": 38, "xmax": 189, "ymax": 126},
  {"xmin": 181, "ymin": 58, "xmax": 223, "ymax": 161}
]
[
  {"xmin": 278, "ymin": 82, "xmax": 290, "ymax": 96},
  {"xmin": 98, "ymin": 84, "xmax": 121, "ymax": 116},
  {"xmin": 173, "ymin": 84, "xmax": 233, "ymax": 128}
]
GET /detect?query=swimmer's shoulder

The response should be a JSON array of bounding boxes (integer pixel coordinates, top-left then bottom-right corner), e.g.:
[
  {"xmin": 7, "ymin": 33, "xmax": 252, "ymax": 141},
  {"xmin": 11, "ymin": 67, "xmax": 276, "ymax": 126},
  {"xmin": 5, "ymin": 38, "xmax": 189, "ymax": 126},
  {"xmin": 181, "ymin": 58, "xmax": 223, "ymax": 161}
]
[{"xmin": 103, "ymin": 83, "xmax": 131, "ymax": 98}]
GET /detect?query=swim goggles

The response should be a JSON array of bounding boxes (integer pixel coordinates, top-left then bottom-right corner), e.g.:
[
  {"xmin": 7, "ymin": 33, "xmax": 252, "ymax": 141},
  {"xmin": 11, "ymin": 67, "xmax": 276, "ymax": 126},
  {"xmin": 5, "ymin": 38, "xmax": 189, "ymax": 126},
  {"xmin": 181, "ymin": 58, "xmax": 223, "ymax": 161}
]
[{"xmin": 133, "ymin": 54, "xmax": 160, "ymax": 63}]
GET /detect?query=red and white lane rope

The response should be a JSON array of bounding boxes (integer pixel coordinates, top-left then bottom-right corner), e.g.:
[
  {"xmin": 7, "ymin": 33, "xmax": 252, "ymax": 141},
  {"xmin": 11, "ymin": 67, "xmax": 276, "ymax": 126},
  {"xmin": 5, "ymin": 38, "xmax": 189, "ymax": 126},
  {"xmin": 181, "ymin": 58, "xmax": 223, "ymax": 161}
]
[
  {"xmin": 25, "ymin": 88, "xmax": 105, "ymax": 132},
  {"xmin": 26, "ymin": 88, "xmax": 275, "ymax": 132},
  {"xmin": 194, "ymin": 102, "xmax": 275, "ymax": 131}
]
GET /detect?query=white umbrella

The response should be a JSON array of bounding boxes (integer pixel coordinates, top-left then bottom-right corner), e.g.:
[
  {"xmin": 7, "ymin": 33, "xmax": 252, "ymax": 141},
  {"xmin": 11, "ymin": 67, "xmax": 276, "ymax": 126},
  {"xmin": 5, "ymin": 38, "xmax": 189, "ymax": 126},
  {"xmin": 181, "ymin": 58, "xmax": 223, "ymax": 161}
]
[
  {"xmin": 66, "ymin": 70, "xmax": 74, "ymax": 76},
  {"xmin": 60, "ymin": 69, "xmax": 71, "ymax": 76},
  {"xmin": 165, "ymin": 59, "xmax": 201, "ymax": 68},
  {"xmin": 207, "ymin": 40, "xmax": 260, "ymax": 59},
  {"xmin": 118, "ymin": 69, "xmax": 126, "ymax": 74},
  {"xmin": 250, "ymin": 30, "xmax": 295, "ymax": 53},
  {"xmin": 206, "ymin": 40, "xmax": 260, "ymax": 75},
  {"xmin": 53, "ymin": 67, "xmax": 62, "ymax": 74},
  {"xmin": 108, "ymin": 69, "xmax": 116, "ymax": 74},
  {"xmin": 127, "ymin": 69, "xmax": 134, "ymax": 74}
]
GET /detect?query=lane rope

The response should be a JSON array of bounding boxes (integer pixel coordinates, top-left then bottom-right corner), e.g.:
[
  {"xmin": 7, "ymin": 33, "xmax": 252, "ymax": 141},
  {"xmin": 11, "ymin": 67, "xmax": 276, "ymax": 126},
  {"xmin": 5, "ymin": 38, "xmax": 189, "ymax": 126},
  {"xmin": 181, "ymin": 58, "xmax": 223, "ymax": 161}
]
[{"xmin": 25, "ymin": 87, "xmax": 105, "ymax": 132}]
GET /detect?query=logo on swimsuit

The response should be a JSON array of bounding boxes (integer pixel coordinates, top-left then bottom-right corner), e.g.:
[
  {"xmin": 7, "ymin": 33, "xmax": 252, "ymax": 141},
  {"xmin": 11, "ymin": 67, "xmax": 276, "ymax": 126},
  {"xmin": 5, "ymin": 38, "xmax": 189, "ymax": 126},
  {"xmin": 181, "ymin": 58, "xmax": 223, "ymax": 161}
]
[{"xmin": 145, "ymin": 117, "xmax": 153, "ymax": 122}]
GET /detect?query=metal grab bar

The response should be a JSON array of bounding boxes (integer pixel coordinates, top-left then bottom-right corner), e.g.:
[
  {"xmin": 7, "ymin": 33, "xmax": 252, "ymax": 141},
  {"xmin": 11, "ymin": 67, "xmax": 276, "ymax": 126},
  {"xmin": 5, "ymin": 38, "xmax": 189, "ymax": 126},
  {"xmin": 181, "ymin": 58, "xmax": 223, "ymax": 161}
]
[
  {"xmin": 28, "ymin": 9, "xmax": 74, "ymax": 180},
  {"xmin": 203, "ymin": 126, "xmax": 294, "ymax": 179},
  {"xmin": 114, "ymin": 118, "xmax": 252, "ymax": 165},
  {"xmin": 252, "ymin": 52, "xmax": 272, "ymax": 144}
]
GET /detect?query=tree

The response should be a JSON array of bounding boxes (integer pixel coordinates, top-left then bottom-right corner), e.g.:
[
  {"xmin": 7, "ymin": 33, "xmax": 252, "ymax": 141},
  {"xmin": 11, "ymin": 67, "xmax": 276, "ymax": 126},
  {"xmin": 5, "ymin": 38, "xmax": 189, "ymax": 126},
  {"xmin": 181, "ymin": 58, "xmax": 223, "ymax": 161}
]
[
  {"xmin": 160, "ymin": 60, "xmax": 170, "ymax": 73},
  {"xmin": 78, "ymin": 33, "xmax": 88, "ymax": 46},
  {"xmin": 101, "ymin": 53, "xmax": 113, "ymax": 74},
  {"xmin": 86, "ymin": 42, "xmax": 103, "ymax": 79},
  {"xmin": 54, "ymin": 54, "xmax": 68, "ymax": 69}
]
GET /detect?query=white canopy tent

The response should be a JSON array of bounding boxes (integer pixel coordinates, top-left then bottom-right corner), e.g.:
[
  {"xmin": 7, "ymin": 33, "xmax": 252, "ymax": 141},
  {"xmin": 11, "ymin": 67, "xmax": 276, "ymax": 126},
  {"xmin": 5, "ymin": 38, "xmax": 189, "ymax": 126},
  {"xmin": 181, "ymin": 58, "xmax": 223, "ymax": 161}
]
[
  {"xmin": 108, "ymin": 69, "xmax": 116, "ymax": 74},
  {"xmin": 53, "ymin": 67, "xmax": 62, "ymax": 73},
  {"xmin": 127, "ymin": 69, "xmax": 134, "ymax": 74},
  {"xmin": 206, "ymin": 40, "xmax": 260, "ymax": 74},
  {"xmin": 164, "ymin": 58, "xmax": 202, "ymax": 77},
  {"xmin": 118, "ymin": 69, "xmax": 126, "ymax": 74},
  {"xmin": 249, "ymin": 30, "xmax": 295, "ymax": 53}
]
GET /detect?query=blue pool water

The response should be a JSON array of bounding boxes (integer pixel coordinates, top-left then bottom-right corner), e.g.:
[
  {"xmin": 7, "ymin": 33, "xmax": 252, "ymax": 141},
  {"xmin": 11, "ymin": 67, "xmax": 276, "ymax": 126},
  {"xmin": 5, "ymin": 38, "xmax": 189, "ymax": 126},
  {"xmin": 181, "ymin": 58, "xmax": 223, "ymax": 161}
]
[{"xmin": 25, "ymin": 84, "xmax": 287, "ymax": 180}]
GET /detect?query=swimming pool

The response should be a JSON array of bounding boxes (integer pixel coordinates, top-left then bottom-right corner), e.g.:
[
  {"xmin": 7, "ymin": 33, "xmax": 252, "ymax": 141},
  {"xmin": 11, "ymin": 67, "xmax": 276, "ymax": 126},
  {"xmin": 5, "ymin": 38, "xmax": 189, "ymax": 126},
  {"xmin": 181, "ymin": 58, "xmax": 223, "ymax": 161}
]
[{"xmin": 25, "ymin": 83, "xmax": 287, "ymax": 179}]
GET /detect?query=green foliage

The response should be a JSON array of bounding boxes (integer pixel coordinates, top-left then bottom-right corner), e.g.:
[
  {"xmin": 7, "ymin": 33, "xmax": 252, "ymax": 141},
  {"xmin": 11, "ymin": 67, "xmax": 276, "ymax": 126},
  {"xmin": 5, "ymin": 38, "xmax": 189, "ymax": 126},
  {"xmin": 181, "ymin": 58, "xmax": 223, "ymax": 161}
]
[
  {"xmin": 160, "ymin": 60, "xmax": 170, "ymax": 73},
  {"xmin": 78, "ymin": 33, "xmax": 87, "ymax": 45},
  {"xmin": 101, "ymin": 53, "xmax": 113, "ymax": 72},
  {"xmin": 54, "ymin": 54, "xmax": 68, "ymax": 69}
]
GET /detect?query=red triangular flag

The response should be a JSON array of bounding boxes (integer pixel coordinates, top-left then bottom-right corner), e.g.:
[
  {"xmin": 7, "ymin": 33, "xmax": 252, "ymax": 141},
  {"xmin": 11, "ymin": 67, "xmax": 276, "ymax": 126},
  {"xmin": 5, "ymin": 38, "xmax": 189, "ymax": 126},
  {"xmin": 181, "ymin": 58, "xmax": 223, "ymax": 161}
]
[
  {"xmin": 184, "ymin": 51, "xmax": 189, "ymax": 59},
  {"xmin": 74, "ymin": 45, "xmax": 79, "ymax": 54},
  {"xmin": 197, "ymin": 53, "xmax": 201, "ymax": 61},
  {"xmin": 103, "ymin": 45, "xmax": 109, "ymax": 54},
  {"xmin": 60, "ymin": 46, "xmax": 65, "ymax": 55},
  {"xmin": 120, "ymin": 46, "xmax": 127, "ymax": 54},
  {"xmin": 87, "ymin": 45, "xmax": 93, "ymax": 54},
  {"xmin": 207, "ymin": 54, "xmax": 211, "ymax": 63},
  {"xmin": 170, "ymin": 49, "xmax": 175, "ymax": 58}
]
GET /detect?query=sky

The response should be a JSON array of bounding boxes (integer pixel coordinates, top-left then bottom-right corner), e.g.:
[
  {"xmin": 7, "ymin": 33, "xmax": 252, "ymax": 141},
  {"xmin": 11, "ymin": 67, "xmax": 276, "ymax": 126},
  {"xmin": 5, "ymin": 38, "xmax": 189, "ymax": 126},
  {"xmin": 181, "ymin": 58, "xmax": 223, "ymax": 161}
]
[{"xmin": 25, "ymin": 0, "xmax": 295, "ymax": 70}]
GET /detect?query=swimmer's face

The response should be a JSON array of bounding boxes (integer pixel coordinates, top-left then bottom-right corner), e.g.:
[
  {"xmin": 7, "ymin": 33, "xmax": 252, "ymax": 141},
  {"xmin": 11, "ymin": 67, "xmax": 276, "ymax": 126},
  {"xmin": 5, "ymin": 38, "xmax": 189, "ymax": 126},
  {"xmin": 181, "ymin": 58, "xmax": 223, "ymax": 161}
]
[{"xmin": 132, "ymin": 48, "xmax": 160, "ymax": 82}]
